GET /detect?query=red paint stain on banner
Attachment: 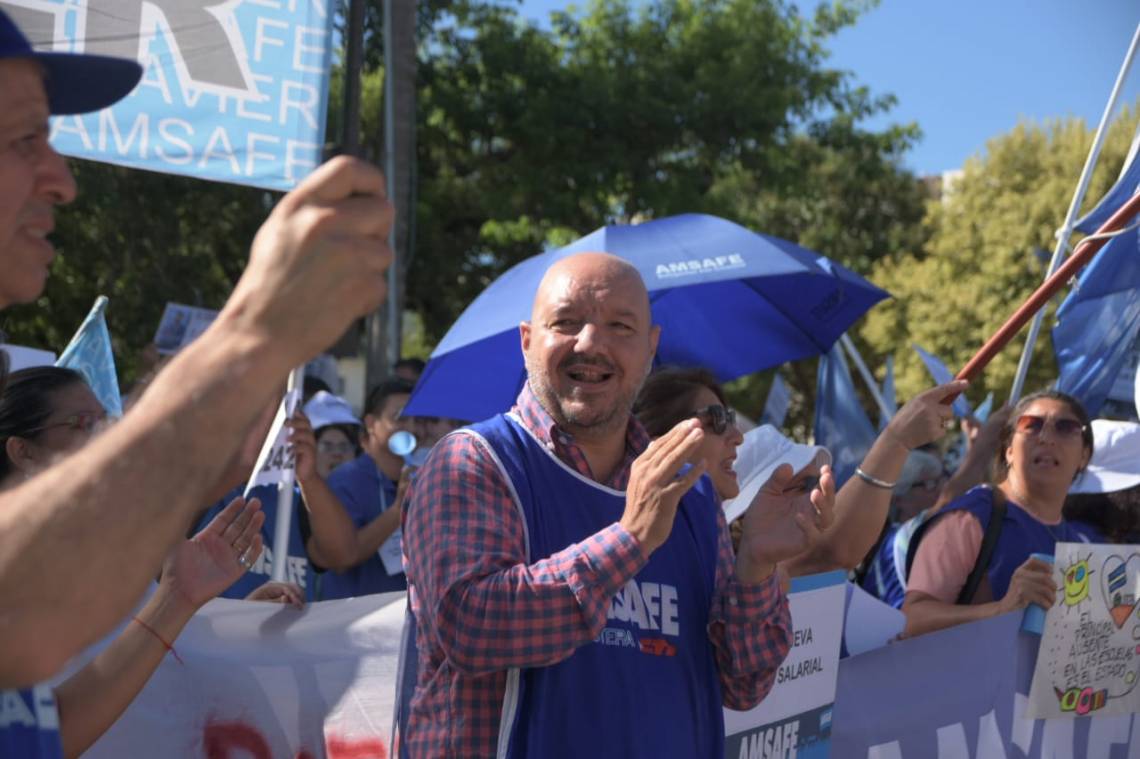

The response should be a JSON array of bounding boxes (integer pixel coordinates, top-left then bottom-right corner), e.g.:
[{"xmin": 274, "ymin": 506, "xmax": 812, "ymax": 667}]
[
  {"xmin": 327, "ymin": 736, "xmax": 388, "ymax": 758},
  {"xmin": 204, "ymin": 721, "xmax": 271, "ymax": 759}
]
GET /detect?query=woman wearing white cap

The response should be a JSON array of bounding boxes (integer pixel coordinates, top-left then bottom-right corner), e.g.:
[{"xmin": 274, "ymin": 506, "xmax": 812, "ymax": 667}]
[
  {"xmin": 301, "ymin": 391, "xmax": 363, "ymax": 479},
  {"xmin": 1064, "ymin": 420, "xmax": 1140, "ymax": 543}
]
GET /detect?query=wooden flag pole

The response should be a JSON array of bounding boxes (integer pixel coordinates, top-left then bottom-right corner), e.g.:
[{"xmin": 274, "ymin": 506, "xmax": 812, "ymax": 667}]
[{"xmin": 946, "ymin": 191, "xmax": 1140, "ymax": 404}]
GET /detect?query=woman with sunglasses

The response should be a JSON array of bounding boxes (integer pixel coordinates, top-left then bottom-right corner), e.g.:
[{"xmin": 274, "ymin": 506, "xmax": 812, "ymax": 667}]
[
  {"xmin": 0, "ymin": 366, "xmax": 266, "ymax": 758},
  {"xmin": 634, "ymin": 368, "xmax": 957, "ymax": 577},
  {"xmin": 903, "ymin": 390, "xmax": 1103, "ymax": 638}
]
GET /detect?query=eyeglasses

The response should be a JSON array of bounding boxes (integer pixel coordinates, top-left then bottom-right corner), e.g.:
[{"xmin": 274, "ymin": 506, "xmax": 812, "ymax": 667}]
[
  {"xmin": 26, "ymin": 411, "xmax": 106, "ymax": 437},
  {"xmin": 317, "ymin": 440, "xmax": 356, "ymax": 456},
  {"xmin": 783, "ymin": 474, "xmax": 819, "ymax": 496},
  {"xmin": 910, "ymin": 477, "xmax": 944, "ymax": 492},
  {"xmin": 1014, "ymin": 414, "xmax": 1086, "ymax": 439},
  {"xmin": 691, "ymin": 404, "xmax": 736, "ymax": 435}
]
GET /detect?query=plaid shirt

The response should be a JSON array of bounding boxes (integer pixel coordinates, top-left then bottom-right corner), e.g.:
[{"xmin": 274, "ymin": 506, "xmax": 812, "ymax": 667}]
[{"xmin": 401, "ymin": 383, "xmax": 791, "ymax": 757}]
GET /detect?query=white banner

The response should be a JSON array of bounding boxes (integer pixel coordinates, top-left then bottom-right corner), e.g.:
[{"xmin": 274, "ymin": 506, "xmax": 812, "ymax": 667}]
[
  {"xmin": 244, "ymin": 385, "xmax": 303, "ymax": 495},
  {"xmin": 85, "ymin": 593, "xmax": 405, "ymax": 759},
  {"xmin": 724, "ymin": 571, "xmax": 846, "ymax": 758},
  {"xmin": 1029, "ymin": 541, "xmax": 1140, "ymax": 719}
]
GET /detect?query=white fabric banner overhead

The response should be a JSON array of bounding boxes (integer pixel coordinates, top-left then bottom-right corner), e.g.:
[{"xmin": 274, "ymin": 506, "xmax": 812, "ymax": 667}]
[{"xmin": 84, "ymin": 593, "xmax": 405, "ymax": 759}]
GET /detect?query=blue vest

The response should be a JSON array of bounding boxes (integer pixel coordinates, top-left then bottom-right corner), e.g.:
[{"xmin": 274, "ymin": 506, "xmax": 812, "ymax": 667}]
[
  {"xmin": 467, "ymin": 414, "xmax": 724, "ymax": 759},
  {"xmin": 196, "ymin": 484, "xmax": 317, "ymax": 602},
  {"xmin": 320, "ymin": 454, "xmax": 406, "ymax": 599},
  {"xmin": 860, "ymin": 511, "xmax": 931, "ymax": 609},
  {"xmin": 1, "ymin": 686, "xmax": 63, "ymax": 758},
  {"xmin": 908, "ymin": 486, "xmax": 1103, "ymax": 602}
]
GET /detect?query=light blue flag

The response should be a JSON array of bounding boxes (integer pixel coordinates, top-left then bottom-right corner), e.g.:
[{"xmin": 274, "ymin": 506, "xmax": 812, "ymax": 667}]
[
  {"xmin": 1074, "ymin": 125, "xmax": 1140, "ymax": 234},
  {"xmin": 6, "ymin": 1, "xmax": 335, "ymax": 190},
  {"xmin": 973, "ymin": 392, "xmax": 995, "ymax": 423},
  {"xmin": 760, "ymin": 373, "xmax": 791, "ymax": 428},
  {"xmin": 814, "ymin": 345, "xmax": 877, "ymax": 487},
  {"xmin": 913, "ymin": 344, "xmax": 972, "ymax": 418},
  {"xmin": 877, "ymin": 355, "xmax": 897, "ymax": 431},
  {"xmin": 1052, "ymin": 226, "xmax": 1140, "ymax": 415},
  {"xmin": 56, "ymin": 296, "xmax": 122, "ymax": 417}
]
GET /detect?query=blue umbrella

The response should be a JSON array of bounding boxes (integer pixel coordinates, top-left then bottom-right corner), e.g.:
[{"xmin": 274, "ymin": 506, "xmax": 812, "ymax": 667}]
[{"xmin": 404, "ymin": 213, "xmax": 889, "ymax": 421}]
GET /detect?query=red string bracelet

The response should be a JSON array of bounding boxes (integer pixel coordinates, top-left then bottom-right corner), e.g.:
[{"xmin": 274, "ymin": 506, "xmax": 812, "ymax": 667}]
[{"xmin": 132, "ymin": 616, "xmax": 185, "ymax": 665}]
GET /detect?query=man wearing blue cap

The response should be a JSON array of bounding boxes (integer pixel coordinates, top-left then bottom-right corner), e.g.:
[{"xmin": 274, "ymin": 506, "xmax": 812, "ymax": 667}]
[{"xmin": 0, "ymin": 9, "xmax": 396, "ymax": 756}]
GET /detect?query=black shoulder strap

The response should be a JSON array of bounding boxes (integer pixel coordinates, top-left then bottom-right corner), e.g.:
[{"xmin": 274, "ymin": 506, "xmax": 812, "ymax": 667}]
[{"xmin": 956, "ymin": 489, "xmax": 1007, "ymax": 605}]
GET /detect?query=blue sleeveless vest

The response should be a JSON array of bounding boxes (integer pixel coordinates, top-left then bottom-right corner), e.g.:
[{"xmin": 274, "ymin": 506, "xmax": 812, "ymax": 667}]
[
  {"xmin": 469, "ymin": 413, "xmax": 723, "ymax": 758},
  {"xmin": 909, "ymin": 486, "xmax": 1103, "ymax": 602},
  {"xmin": 0, "ymin": 686, "xmax": 63, "ymax": 758}
]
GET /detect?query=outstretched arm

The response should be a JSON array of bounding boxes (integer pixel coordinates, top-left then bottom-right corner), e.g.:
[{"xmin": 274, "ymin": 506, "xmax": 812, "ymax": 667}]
[
  {"xmin": 0, "ymin": 157, "xmax": 394, "ymax": 687},
  {"xmin": 784, "ymin": 380, "xmax": 963, "ymax": 576},
  {"xmin": 54, "ymin": 497, "xmax": 264, "ymax": 758}
]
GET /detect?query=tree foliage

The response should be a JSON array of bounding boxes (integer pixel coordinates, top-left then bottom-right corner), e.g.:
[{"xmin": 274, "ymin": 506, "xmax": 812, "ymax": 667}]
[
  {"xmin": 3, "ymin": 0, "xmax": 925, "ymax": 413},
  {"xmin": 859, "ymin": 104, "xmax": 1140, "ymax": 408},
  {"xmin": 1, "ymin": 163, "xmax": 271, "ymax": 386},
  {"xmin": 409, "ymin": 0, "xmax": 923, "ymax": 341}
]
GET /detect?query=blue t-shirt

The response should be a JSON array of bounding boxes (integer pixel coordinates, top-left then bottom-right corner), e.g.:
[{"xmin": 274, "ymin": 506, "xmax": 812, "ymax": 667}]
[
  {"xmin": 319, "ymin": 453, "xmax": 406, "ymax": 600},
  {"xmin": 1, "ymin": 686, "xmax": 63, "ymax": 758},
  {"xmin": 195, "ymin": 484, "xmax": 317, "ymax": 602}
]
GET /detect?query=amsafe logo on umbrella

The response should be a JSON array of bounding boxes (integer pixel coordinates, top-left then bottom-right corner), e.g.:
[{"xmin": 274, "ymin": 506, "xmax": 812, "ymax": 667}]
[{"xmin": 654, "ymin": 254, "xmax": 747, "ymax": 279}]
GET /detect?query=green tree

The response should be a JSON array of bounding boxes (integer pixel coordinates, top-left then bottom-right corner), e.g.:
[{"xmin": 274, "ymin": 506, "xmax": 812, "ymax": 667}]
[
  {"xmin": 409, "ymin": 0, "xmax": 925, "ymax": 342},
  {"xmin": 0, "ymin": 163, "xmax": 271, "ymax": 387},
  {"xmin": 860, "ymin": 104, "xmax": 1140, "ymax": 408}
]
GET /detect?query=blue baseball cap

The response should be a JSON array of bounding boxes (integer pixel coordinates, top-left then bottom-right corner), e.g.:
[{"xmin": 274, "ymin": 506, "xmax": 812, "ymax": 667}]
[{"xmin": 0, "ymin": 8, "xmax": 142, "ymax": 115}]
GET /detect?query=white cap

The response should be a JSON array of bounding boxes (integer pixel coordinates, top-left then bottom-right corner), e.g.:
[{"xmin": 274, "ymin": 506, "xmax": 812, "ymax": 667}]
[
  {"xmin": 1070, "ymin": 419, "xmax": 1140, "ymax": 494},
  {"xmin": 721, "ymin": 425, "xmax": 831, "ymax": 523},
  {"xmin": 303, "ymin": 391, "xmax": 361, "ymax": 431}
]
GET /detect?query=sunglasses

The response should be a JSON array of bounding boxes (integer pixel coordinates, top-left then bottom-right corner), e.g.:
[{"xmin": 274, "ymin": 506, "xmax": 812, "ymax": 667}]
[
  {"xmin": 783, "ymin": 474, "xmax": 820, "ymax": 496},
  {"xmin": 691, "ymin": 404, "xmax": 736, "ymax": 435},
  {"xmin": 1014, "ymin": 414, "xmax": 1086, "ymax": 439},
  {"xmin": 26, "ymin": 410, "xmax": 107, "ymax": 436}
]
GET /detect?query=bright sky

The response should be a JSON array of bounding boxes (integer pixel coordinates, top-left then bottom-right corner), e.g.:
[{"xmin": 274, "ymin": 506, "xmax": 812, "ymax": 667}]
[{"xmin": 515, "ymin": 0, "xmax": 1140, "ymax": 176}]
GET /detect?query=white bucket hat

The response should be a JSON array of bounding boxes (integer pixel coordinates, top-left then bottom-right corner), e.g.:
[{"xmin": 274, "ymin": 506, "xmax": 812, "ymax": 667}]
[
  {"xmin": 721, "ymin": 425, "xmax": 831, "ymax": 523},
  {"xmin": 303, "ymin": 391, "xmax": 361, "ymax": 432},
  {"xmin": 1069, "ymin": 419, "xmax": 1140, "ymax": 494}
]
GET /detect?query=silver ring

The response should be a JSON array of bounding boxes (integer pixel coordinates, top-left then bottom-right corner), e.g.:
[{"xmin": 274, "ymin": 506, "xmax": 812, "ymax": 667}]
[{"xmin": 238, "ymin": 552, "xmax": 251, "ymax": 570}]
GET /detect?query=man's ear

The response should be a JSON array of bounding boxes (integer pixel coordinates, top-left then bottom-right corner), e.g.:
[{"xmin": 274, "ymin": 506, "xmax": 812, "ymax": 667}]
[
  {"xmin": 648, "ymin": 324, "xmax": 661, "ymax": 357},
  {"xmin": 520, "ymin": 321, "xmax": 532, "ymax": 354}
]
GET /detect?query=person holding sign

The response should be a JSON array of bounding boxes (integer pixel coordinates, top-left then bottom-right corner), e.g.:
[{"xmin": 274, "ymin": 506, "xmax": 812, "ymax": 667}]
[
  {"xmin": 903, "ymin": 391, "xmax": 1104, "ymax": 637},
  {"xmin": 0, "ymin": 6, "xmax": 395, "ymax": 698},
  {"xmin": 401, "ymin": 252, "xmax": 835, "ymax": 758}
]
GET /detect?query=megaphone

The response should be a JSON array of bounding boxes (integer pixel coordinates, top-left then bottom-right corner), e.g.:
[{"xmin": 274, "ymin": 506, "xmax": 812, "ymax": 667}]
[{"xmin": 388, "ymin": 430, "xmax": 430, "ymax": 467}]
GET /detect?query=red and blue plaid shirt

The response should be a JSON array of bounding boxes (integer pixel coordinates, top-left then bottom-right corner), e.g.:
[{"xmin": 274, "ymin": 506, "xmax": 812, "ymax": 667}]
[{"xmin": 401, "ymin": 383, "xmax": 791, "ymax": 757}]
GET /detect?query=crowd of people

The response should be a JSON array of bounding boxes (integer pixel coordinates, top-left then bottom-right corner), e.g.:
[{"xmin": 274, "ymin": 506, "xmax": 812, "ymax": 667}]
[{"xmin": 2, "ymin": 8, "xmax": 1139, "ymax": 758}]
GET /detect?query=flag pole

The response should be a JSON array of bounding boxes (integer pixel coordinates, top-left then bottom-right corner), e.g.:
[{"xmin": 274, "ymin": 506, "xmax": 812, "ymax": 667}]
[
  {"xmin": 1007, "ymin": 22, "xmax": 1140, "ymax": 403},
  {"xmin": 952, "ymin": 191, "xmax": 1140, "ymax": 398},
  {"xmin": 839, "ymin": 333, "xmax": 894, "ymax": 422},
  {"xmin": 270, "ymin": 366, "xmax": 307, "ymax": 583}
]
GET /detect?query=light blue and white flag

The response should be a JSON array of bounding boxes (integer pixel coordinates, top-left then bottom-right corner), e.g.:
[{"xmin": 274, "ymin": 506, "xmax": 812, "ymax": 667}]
[
  {"xmin": 973, "ymin": 391, "xmax": 995, "ymax": 423},
  {"xmin": 760, "ymin": 373, "xmax": 791, "ymax": 428},
  {"xmin": 913, "ymin": 344, "xmax": 972, "ymax": 418},
  {"xmin": 56, "ymin": 295, "xmax": 122, "ymax": 417},
  {"xmin": 814, "ymin": 345, "xmax": 876, "ymax": 487},
  {"xmin": 877, "ymin": 355, "xmax": 897, "ymax": 431},
  {"xmin": 4, "ymin": 0, "xmax": 335, "ymax": 190}
]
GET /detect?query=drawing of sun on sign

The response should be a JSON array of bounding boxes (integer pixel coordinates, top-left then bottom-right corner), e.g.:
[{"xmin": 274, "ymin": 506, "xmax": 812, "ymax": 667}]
[
  {"xmin": 1061, "ymin": 553, "xmax": 1094, "ymax": 611},
  {"xmin": 1028, "ymin": 544, "xmax": 1140, "ymax": 719}
]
